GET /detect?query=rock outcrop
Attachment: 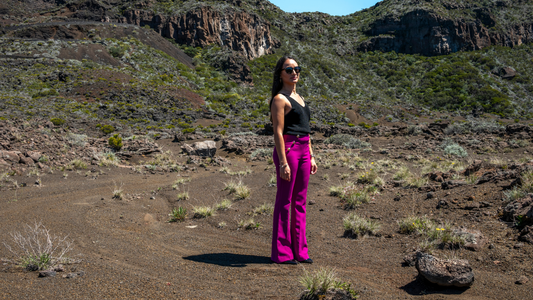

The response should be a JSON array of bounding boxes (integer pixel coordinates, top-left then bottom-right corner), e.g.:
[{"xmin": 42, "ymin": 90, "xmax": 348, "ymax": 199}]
[
  {"xmin": 359, "ymin": 9, "xmax": 533, "ymax": 56},
  {"xmin": 120, "ymin": 7, "xmax": 277, "ymax": 60}
]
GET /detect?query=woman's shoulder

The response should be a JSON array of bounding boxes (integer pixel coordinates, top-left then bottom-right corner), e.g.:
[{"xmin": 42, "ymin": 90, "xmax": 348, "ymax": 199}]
[{"xmin": 273, "ymin": 93, "xmax": 290, "ymax": 104}]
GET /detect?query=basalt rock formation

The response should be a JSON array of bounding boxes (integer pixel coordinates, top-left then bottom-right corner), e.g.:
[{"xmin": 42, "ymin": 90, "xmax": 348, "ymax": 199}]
[
  {"xmin": 359, "ymin": 9, "xmax": 533, "ymax": 56},
  {"xmin": 117, "ymin": 6, "xmax": 277, "ymax": 84},
  {"xmin": 120, "ymin": 7, "xmax": 277, "ymax": 61}
]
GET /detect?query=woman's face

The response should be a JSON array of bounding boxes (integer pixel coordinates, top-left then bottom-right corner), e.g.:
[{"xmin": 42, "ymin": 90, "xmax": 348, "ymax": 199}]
[{"xmin": 280, "ymin": 59, "xmax": 299, "ymax": 85}]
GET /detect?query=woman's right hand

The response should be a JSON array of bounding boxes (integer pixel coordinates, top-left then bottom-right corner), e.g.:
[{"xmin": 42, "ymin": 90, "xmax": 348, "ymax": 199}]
[{"xmin": 281, "ymin": 164, "xmax": 291, "ymax": 181}]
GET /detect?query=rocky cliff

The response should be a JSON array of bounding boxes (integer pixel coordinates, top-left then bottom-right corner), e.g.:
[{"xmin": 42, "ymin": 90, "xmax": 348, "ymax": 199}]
[
  {"xmin": 359, "ymin": 9, "xmax": 533, "ymax": 56},
  {"xmin": 120, "ymin": 6, "xmax": 277, "ymax": 61}
]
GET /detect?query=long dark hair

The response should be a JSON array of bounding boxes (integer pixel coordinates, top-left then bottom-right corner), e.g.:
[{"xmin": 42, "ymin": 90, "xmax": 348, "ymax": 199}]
[{"xmin": 269, "ymin": 55, "xmax": 295, "ymax": 112}]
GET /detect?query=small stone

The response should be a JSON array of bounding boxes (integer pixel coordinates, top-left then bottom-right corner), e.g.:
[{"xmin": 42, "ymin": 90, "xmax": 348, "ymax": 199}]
[
  {"xmin": 427, "ymin": 192, "xmax": 435, "ymax": 199},
  {"xmin": 63, "ymin": 271, "xmax": 85, "ymax": 279},
  {"xmin": 38, "ymin": 270, "xmax": 56, "ymax": 278},
  {"xmin": 467, "ymin": 196, "xmax": 475, "ymax": 201},
  {"xmin": 514, "ymin": 243, "xmax": 524, "ymax": 249},
  {"xmin": 480, "ymin": 201, "xmax": 491, "ymax": 208},
  {"xmin": 308, "ymin": 200, "xmax": 316, "ymax": 205},
  {"xmin": 489, "ymin": 244, "xmax": 495, "ymax": 249},
  {"xmin": 150, "ymin": 196, "xmax": 155, "ymax": 200},
  {"xmin": 403, "ymin": 252, "xmax": 417, "ymax": 267},
  {"xmin": 52, "ymin": 264, "xmax": 65, "ymax": 272},
  {"xmin": 516, "ymin": 276, "xmax": 529, "ymax": 285},
  {"xmin": 436, "ymin": 200, "xmax": 448, "ymax": 209}
]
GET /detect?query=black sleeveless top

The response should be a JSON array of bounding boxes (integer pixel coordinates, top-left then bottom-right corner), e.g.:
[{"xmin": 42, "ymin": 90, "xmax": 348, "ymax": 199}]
[{"xmin": 283, "ymin": 95, "xmax": 311, "ymax": 136}]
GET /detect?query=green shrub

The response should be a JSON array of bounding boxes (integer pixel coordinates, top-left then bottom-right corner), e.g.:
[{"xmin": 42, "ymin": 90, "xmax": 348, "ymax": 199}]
[
  {"xmin": 109, "ymin": 46, "xmax": 126, "ymax": 58},
  {"xmin": 100, "ymin": 125, "xmax": 115, "ymax": 135},
  {"xmin": 50, "ymin": 118, "xmax": 65, "ymax": 126},
  {"xmin": 108, "ymin": 134, "xmax": 123, "ymax": 151},
  {"xmin": 358, "ymin": 122, "xmax": 372, "ymax": 129},
  {"xmin": 32, "ymin": 89, "xmax": 59, "ymax": 99}
]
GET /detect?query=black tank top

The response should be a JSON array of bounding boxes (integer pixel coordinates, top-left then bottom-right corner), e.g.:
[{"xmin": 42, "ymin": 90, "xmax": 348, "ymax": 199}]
[{"xmin": 283, "ymin": 95, "xmax": 311, "ymax": 136}]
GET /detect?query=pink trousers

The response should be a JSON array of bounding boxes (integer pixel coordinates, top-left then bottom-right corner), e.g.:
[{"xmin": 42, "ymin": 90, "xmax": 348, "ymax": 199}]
[{"xmin": 271, "ymin": 135, "xmax": 311, "ymax": 263}]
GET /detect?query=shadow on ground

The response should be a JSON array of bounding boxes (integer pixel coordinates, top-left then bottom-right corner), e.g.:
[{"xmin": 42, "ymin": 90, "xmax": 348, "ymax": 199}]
[
  {"xmin": 400, "ymin": 275, "xmax": 470, "ymax": 296},
  {"xmin": 183, "ymin": 253, "xmax": 272, "ymax": 267}
]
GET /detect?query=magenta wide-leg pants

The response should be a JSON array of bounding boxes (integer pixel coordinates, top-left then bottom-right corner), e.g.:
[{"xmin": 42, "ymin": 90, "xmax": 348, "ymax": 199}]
[{"xmin": 271, "ymin": 135, "xmax": 311, "ymax": 263}]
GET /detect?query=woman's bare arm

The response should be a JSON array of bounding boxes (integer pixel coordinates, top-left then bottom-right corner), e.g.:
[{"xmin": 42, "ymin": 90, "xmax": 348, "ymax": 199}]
[
  {"xmin": 309, "ymin": 139, "xmax": 317, "ymax": 175},
  {"xmin": 271, "ymin": 94, "xmax": 291, "ymax": 181}
]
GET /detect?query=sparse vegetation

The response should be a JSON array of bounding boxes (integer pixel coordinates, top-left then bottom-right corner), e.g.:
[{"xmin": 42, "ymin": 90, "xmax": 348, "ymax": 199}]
[
  {"xmin": 324, "ymin": 134, "xmax": 371, "ymax": 149},
  {"xmin": 398, "ymin": 216, "xmax": 436, "ymax": 234},
  {"xmin": 168, "ymin": 207, "xmax": 187, "ymax": 222},
  {"xmin": 238, "ymin": 218, "xmax": 261, "ymax": 230},
  {"xmin": 224, "ymin": 179, "xmax": 250, "ymax": 200},
  {"xmin": 112, "ymin": 182, "xmax": 124, "ymax": 200},
  {"xmin": 215, "ymin": 199, "xmax": 232, "ymax": 211},
  {"xmin": 343, "ymin": 213, "xmax": 381, "ymax": 238},
  {"xmin": 3, "ymin": 221, "xmax": 73, "ymax": 271},
  {"xmin": 177, "ymin": 191, "xmax": 190, "ymax": 201},
  {"xmin": 68, "ymin": 159, "xmax": 87, "ymax": 170},
  {"xmin": 252, "ymin": 203, "xmax": 274, "ymax": 215},
  {"xmin": 192, "ymin": 206, "xmax": 215, "ymax": 218},
  {"xmin": 299, "ymin": 267, "xmax": 358, "ymax": 298}
]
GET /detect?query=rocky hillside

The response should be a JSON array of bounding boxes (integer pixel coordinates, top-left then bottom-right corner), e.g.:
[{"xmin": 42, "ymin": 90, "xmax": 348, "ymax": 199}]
[
  {"xmin": 1, "ymin": 0, "xmax": 533, "ymax": 131},
  {"xmin": 357, "ymin": 0, "xmax": 533, "ymax": 56}
]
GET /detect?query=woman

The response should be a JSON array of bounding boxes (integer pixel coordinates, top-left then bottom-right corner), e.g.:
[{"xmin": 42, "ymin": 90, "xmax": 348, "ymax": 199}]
[{"xmin": 270, "ymin": 56, "xmax": 317, "ymax": 264}]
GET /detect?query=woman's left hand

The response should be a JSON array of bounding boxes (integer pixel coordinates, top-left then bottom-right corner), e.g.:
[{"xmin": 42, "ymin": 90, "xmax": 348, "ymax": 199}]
[{"xmin": 310, "ymin": 158, "xmax": 317, "ymax": 175}]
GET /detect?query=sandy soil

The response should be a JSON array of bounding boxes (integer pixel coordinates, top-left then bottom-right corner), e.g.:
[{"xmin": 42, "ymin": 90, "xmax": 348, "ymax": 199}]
[{"xmin": 1, "ymin": 137, "xmax": 532, "ymax": 299}]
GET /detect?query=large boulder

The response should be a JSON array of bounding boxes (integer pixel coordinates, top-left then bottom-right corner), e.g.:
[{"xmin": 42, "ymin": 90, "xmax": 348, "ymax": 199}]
[
  {"xmin": 182, "ymin": 141, "xmax": 217, "ymax": 157},
  {"xmin": 26, "ymin": 151, "xmax": 42, "ymax": 162},
  {"xmin": 0, "ymin": 151, "xmax": 20, "ymax": 163},
  {"xmin": 415, "ymin": 252, "xmax": 474, "ymax": 287}
]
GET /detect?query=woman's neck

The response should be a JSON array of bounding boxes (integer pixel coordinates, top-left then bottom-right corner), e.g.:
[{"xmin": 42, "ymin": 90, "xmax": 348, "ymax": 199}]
[{"xmin": 280, "ymin": 84, "xmax": 297, "ymax": 96}]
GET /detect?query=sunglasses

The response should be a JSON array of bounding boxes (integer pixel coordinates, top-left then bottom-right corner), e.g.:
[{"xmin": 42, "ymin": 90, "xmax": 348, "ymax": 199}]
[{"xmin": 283, "ymin": 66, "xmax": 301, "ymax": 74}]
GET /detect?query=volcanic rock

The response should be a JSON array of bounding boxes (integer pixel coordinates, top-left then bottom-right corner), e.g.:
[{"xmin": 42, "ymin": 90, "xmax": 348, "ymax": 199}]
[
  {"xmin": 38, "ymin": 270, "xmax": 57, "ymax": 278},
  {"xmin": 182, "ymin": 141, "xmax": 216, "ymax": 157},
  {"xmin": 442, "ymin": 180, "xmax": 467, "ymax": 190},
  {"xmin": 415, "ymin": 252, "xmax": 474, "ymax": 287},
  {"xmin": 519, "ymin": 225, "xmax": 533, "ymax": 244},
  {"xmin": 503, "ymin": 195, "xmax": 533, "ymax": 225},
  {"xmin": 453, "ymin": 227, "xmax": 488, "ymax": 251},
  {"xmin": 0, "ymin": 151, "xmax": 20, "ymax": 163}
]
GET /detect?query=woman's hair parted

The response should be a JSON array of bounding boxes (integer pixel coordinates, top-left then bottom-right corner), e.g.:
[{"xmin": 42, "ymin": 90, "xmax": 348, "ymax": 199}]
[{"xmin": 269, "ymin": 55, "xmax": 295, "ymax": 111}]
